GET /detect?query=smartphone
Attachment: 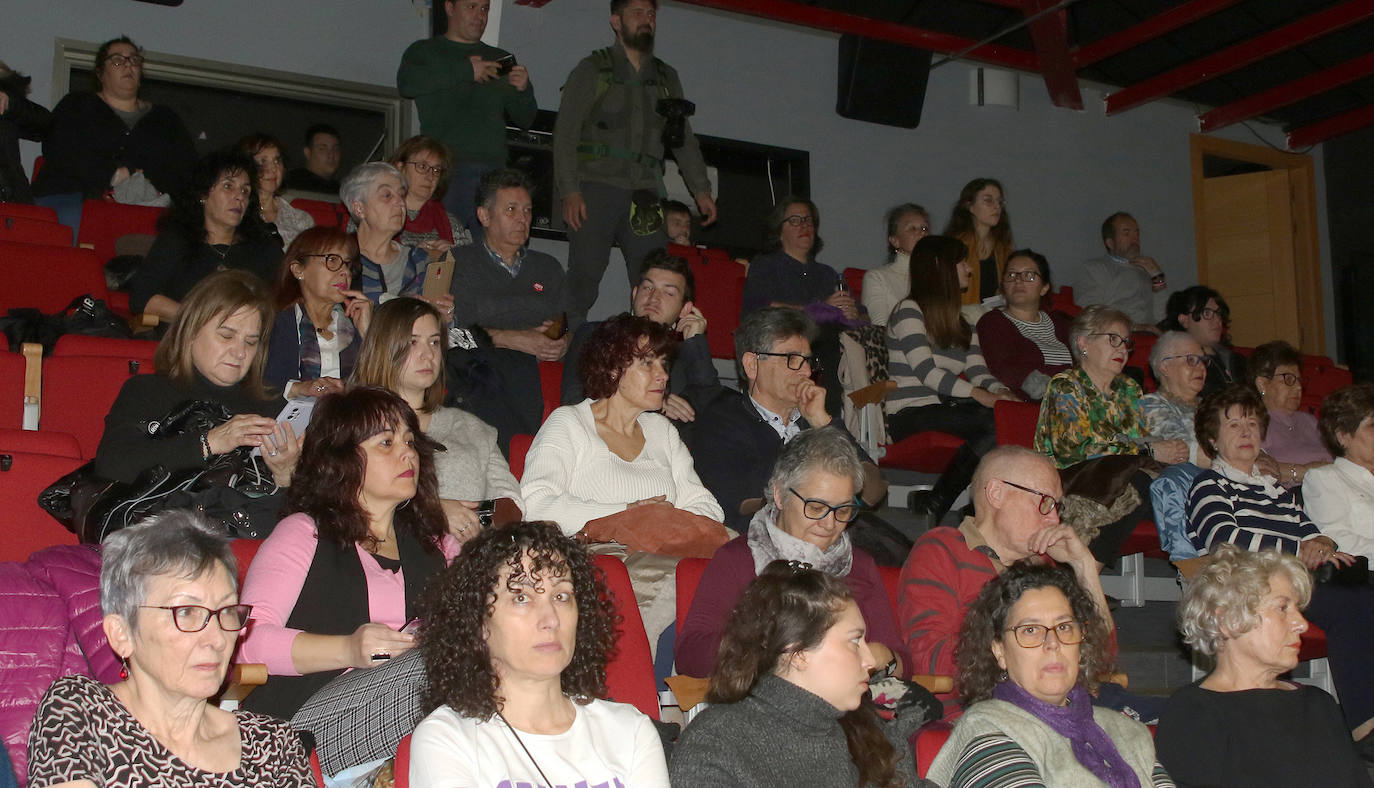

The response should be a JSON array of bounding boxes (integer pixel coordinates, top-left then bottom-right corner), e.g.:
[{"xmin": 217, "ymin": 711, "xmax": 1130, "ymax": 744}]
[
  {"xmin": 252, "ymin": 398, "xmax": 315, "ymax": 458},
  {"xmin": 495, "ymin": 53, "xmax": 516, "ymax": 76},
  {"xmin": 423, "ymin": 256, "xmax": 454, "ymax": 298}
]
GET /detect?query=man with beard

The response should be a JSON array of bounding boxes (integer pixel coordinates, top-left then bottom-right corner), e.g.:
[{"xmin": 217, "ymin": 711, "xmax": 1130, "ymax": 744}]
[
  {"xmin": 553, "ymin": 0, "xmax": 718, "ymax": 327},
  {"xmin": 1074, "ymin": 211, "xmax": 1168, "ymax": 333}
]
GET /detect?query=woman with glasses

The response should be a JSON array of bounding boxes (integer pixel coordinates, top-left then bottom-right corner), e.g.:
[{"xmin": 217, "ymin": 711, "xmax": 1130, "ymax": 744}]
[
  {"xmin": 1035, "ymin": 306, "xmax": 1181, "ymax": 567},
  {"xmin": 1161, "ymin": 285, "xmax": 1246, "ymax": 396},
  {"xmin": 237, "ymin": 133, "xmax": 315, "ymax": 248},
  {"xmin": 340, "ymin": 162, "xmax": 447, "ymax": 317},
  {"xmin": 943, "ymin": 178, "xmax": 1014, "ymax": 308},
  {"xmin": 1250, "ymin": 340, "xmax": 1331, "ymax": 486},
  {"xmin": 741, "ymin": 197, "xmax": 854, "ymax": 320},
  {"xmin": 265, "ymin": 226, "xmax": 372, "ymax": 398},
  {"xmin": 1142, "ymin": 331, "xmax": 1211, "ymax": 467},
  {"xmin": 927, "ymin": 561, "xmax": 1172, "ymax": 787},
  {"xmin": 27, "ymin": 511, "xmax": 316, "ymax": 787},
  {"xmin": 887, "ymin": 234, "xmax": 1019, "ymax": 530},
  {"xmin": 863, "ymin": 202, "xmax": 931, "ymax": 327},
  {"xmin": 977, "ymin": 248, "xmax": 1073, "ymax": 401},
  {"xmin": 385, "ymin": 135, "xmax": 472, "ymax": 255}
]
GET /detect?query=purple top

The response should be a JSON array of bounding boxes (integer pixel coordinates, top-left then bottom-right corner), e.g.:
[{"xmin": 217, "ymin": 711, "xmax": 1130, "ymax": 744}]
[{"xmin": 1263, "ymin": 409, "xmax": 1332, "ymax": 466}]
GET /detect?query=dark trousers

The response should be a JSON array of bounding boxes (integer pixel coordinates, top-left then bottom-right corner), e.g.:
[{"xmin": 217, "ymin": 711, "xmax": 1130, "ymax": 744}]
[
  {"xmin": 565, "ymin": 180, "xmax": 666, "ymax": 326},
  {"xmin": 886, "ymin": 400, "xmax": 998, "ymax": 455},
  {"xmin": 444, "ymin": 346, "xmax": 543, "ymax": 455},
  {"xmin": 1306, "ymin": 583, "xmax": 1374, "ymax": 730},
  {"xmin": 441, "ymin": 161, "xmax": 497, "ymax": 237}
]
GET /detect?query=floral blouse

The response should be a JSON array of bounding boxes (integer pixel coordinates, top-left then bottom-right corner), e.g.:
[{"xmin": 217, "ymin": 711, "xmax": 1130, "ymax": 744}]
[
  {"xmin": 1034, "ymin": 367, "xmax": 1148, "ymax": 468},
  {"xmin": 1140, "ymin": 392, "xmax": 1200, "ymax": 464}
]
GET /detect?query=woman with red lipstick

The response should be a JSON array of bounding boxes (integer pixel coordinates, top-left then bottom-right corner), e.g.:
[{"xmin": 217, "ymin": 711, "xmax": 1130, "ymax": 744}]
[
  {"xmin": 928, "ymin": 561, "xmax": 1171, "ymax": 787},
  {"xmin": 265, "ymin": 226, "xmax": 372, "ymax": 398},
  {"xmin": 238, "ymin": 386, "xmax": 458, "ymax": 775},
  {"xmin": 1158, "ymin": 546, "xmax": 1373, "ymax": 788}
]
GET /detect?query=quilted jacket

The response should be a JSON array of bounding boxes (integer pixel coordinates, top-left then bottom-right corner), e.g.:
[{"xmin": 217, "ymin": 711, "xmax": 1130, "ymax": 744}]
[{"xmin": 0, "ymin": 545, "xmax": 117, "ymax": 787}]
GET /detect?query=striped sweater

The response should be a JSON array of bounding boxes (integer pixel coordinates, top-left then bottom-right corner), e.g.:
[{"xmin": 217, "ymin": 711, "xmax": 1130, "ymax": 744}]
[
  {"xmin": 885, "ymin": 299, "xmax": 1007, "ymax": 413},
  {"xmin": 1187, "ymin": 459, "xmax": 1321, "ymax": 555}
]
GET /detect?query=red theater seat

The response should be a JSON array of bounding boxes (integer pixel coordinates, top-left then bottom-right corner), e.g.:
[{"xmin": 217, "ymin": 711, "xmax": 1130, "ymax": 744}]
[
  {"xmin": 0, "ymin": 215, "xmax": 72, "ymax": 246},
  {"xmin": 77, "ymin": 200, "xmax": 163, "ymax": 265}
]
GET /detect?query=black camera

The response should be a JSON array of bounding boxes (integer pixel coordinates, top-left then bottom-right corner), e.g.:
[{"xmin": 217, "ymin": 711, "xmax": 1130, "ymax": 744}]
[{"xmin": 656, "ymin": 98, "xmax": 696, "ymax": 150}]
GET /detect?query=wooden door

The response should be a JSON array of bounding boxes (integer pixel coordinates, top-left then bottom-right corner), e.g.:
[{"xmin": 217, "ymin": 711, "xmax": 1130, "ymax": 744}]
[{"xmin": 1201, "ymin": 170, "xmax": 1302, "ymax": 349}]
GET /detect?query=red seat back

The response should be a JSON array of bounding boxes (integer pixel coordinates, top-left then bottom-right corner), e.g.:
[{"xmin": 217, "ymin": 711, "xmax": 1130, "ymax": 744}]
[
  {"xmin": 0, "ymin": 202, "xmax": 59, "ymax": 223},
  {"xmin": 53, "ymin": 335, "xmax": 159, "ymax": 362},
  {"xmin": 878, "ymin": 564, "xmax": 901, "ymax": 613},
  {"xmin": 289, "ymin": 198, "xmax": 348, "ymax": 229},
  {"xmin": 592, "ymin": 554, "xmax": 659, "ymax": 719},
  {"xmin": 0, "ymin": 241, "xmax": 108, "ymax": 314},
  {"xmin": 879, "ymin": 431, "xmax": 964, "ymax": 474},
  {"xmin": 914, "ymin": 720, "xmax": 954, "ymax": 778},
  {"xmin": 41, "ymin": 355, "xmax": 155, "ymax": 458},
  {"xmin": 508, "ymin": 433, "xmax": 534, "ymax": 480},
  {"xmin": 994, "ymin": 400, "xmax": 1042, "ymax": 448},
  {"xmin": 394, "ymin": 734, "xmax": 412, "ymax": 788},
  {"xmin": 230, "ymin": 538, "xmax": 264, "ymax": 589},
  {"xmin": 1050, "ymin": 286, "xmax": 1081, "ymax": 317},
  {"xmin": 675, "ymin": 556, "xmax": 710, "ymax": 635},
  {"xmin": 0, "ymin": 428, "xmax": 81, "ymax": 458},
  {"xmin": 538, "ymin": 361, "xmax": 563, "ymax": 422},
  {"xmin": 674, "ymin": 243, "xmax": 746, "ymax": 360},
  {"xmin": 76, "ymin": 200, "xmax": 164, "ymax": 264},
  {"xmin": 0, "ymin": 448, "xmax": 82, "ymax": 562},
  {"xmin": 0, "ymin": 215, "xmax": 72, "ymax": 247},
  {"xmin": 0, "ymin": 351, "xmax": 25, "ymax": 429},
  {"xmin": 843, "ymin": 267, "xmax": 865, "ymax": 301}
]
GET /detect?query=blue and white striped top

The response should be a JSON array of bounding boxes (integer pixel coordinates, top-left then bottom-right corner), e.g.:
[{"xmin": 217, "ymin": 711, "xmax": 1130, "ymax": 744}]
[{"xmin": 1187, "ymin": 458, "xmax": 1322, "ymax": 554}]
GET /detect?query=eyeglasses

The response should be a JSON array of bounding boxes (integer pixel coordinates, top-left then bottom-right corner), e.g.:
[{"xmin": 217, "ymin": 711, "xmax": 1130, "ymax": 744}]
[
  {"xmin": 303, "ymin": 253, "xmax": 354, "ymax": 272},
  {"xmin": 782, "ymin": 214, "xmax": 815, "ymax": 227},
  {"xmin": 105, "ymin": 54, "xmax": 145, "ymax": 68},
  {"xmin": 1002, "ymin": 270, "xmax": 1041, "ymax": 283},
  {"xmin": 1089, "ymin": 332, "xmax": 1133, "ymax": 350},
  {"xmin": 788, "ymin": 488, "xmax": 861, "ymax": 523},
  {"xmin": 1005, "ymin": 620, "xmax": 1084, "ymax": 649},
  {"xmin": 1193, "ymin": 307, "xmax": 1227, "ymax": 321},
  {"xmin": 997, "ymin": 479, "xmax": 1061, "ymax": 516},
  {"xmin": 1162, "ymin": 353, "xmax": 1206, "ymax": 368},
  {"xmin": 753, "ymin": 351, "xmax": 817, "ymax": 371},
  {"xmin": 405, "ymin": 160, "xmax": 447, "ymax": 177},
  {"xmin": 976, "ymin": 196, "xmax": 1007, "ymax": 208},
  {"xmin": 1265, "ymin": 372, "xmax": 1303, "ymax": 387},
  {"xmin": 139, "ymin": 604, "xmax": 253, "ymax": 633}
]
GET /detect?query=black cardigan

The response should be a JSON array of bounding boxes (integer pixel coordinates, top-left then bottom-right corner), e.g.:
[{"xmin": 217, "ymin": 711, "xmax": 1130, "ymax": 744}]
[
  {"xmin": 128, "ymin": 226, "xmax": 281, "ymax": 313},
  {"xmin": 0, "ymin": 73, "xmax": 50, "ymax": 203}
]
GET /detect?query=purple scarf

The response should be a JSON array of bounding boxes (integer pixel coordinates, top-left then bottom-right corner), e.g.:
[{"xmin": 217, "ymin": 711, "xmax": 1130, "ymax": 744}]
[{"xmin": 992, "ymin": 681, "xmax": 1141, "ymax": 788}]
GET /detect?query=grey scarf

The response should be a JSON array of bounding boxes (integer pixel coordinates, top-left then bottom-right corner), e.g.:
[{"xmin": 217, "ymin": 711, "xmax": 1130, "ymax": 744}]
[{"xmin": 746, "ymin": 503, "xmax": 853, "ymax": 577}]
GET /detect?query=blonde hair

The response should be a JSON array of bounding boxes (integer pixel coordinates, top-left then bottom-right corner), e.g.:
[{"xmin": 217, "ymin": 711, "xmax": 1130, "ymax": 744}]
[
  {"xmin": 1178, "ymin": 544, "xmax": 1312, "ymax": 656},
  {"xmin": 154, "ymin": 270, "xmax": 274, "ymax": 398}
]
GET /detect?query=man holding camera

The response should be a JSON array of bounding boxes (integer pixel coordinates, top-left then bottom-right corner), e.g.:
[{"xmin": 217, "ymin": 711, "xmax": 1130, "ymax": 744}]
[
  {"xmin": 554, "ymin": 0, "xmax": 718, "ymax": 327},
  {"xmin": 397, "ymin": 0, "xmax": 537, "ymax": 234}
]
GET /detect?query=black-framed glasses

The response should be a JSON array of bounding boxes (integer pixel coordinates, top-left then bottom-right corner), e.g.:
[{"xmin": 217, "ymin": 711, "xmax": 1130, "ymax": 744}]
[
  {"xmin": 1162, "ymin": 353, "xmax": 1206, "ymax": 368},
  {"xmin": 782, "ymin": 214, "xmax": 815, "ymax": 227},
  {"xmin": 788, "ymin": 488, "xmax": 861, "ymax": 523},
  {"xmin": 105, "ymin": 54, "xmax": 145, "ymax": 68},
  {"xmin": 1089, "ymin": 332, "xmax": 1133, "ymax": 350},
  {"xmin": 753, "ymin": 351, "xmax": 817, "ymax": 371},
  {"xmin": 139, "ymin": 604, "xmax": 253, "ymax": 633},
  {"xmin": 405, "ymin": 160, "xmax": 447, "ymax": 177},
  {"xmin": 997, "ymin": 479, "xmax": 1061, "ymax": 516},
  {"xmin": 303, "ymin": 253, "xmax": 354, "ymax": 272},
  {"xmin": 1264, "ymin": 372, "xmax": 1302, "ymax": 387},
  {"xmin": 1005, "ymin": 620, "xmax": 1083, "ymax": 649},
  {"xmin": 1193, "ymin": 306, "xmax": 1228, "ymax": 322},
  {"xmin": 1002, "ymin": 270, "xmax": 1041, "ymax": 283}
]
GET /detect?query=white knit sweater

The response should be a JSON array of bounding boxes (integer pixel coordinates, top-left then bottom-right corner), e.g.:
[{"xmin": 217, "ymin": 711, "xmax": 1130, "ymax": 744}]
[{"xmin": 521, "ymin": 400, "xmax": 724, "ymax": 536}]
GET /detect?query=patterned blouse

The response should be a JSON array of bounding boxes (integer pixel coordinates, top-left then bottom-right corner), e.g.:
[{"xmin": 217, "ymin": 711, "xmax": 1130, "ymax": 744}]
[
  {"xmin": 1034, "ymin": 367, "xmax": 1148, "ymax": 469},
  {"xmin": 1140, "ymin": 392, "xmax": 1200, "ymax": 464},
  {"xmin": 28, "ymin": 675, "xmax": 315, "ymax": 788}
]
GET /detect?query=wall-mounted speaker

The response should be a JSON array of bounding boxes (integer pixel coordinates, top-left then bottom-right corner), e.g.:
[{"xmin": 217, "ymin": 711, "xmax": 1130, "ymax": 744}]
[{"xmin": 836, "ymin": 34, "xmax": 933, "ymax": 129}]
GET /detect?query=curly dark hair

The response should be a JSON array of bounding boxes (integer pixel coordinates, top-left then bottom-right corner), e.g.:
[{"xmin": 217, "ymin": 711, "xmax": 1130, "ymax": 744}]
[
  {"xmin": 579, "ymin": 313, "xmax": 679, "ymax": 400},
  {"xmin": 285, "ymin": 385, "xmax": 446, "ymax": 552},
  {"xmin": 157, "ymin": 148, "xmax": 272, "ymax": 245},
  {"xmin": 1318, "ymin": 382, "xmax": 1374, "ymax": 458},
  {"xmin": 954, "ymin": 561, "xmax": 1113, "ymax": 707},
  {"xmin": 708, "ymin": 561, "xmax": 901, "ymax": 788},
  {"xmin": 1247, "ymin": 340, "xmax": 1303, "ymax": 385},
  {"xmin": 420, "ymin": 521, "xmax": 619, "ymax": 720},
  {"xmin": 1195, "ymin": 383, "xmax": 1269, "ymax": 461}
]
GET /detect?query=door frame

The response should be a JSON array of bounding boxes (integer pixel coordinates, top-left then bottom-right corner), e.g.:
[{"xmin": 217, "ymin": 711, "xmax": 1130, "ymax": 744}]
[{"xmin": 1189, "ymin": 133, "xmax": 1325, "ymax": 354}]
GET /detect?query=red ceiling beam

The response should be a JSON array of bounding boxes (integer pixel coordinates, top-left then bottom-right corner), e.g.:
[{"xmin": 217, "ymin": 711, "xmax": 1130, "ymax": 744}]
[
  {"xmin": 1072, "ymin": 0, "xmax": 1243, "ymax": 68},
  {"xmin": 1105, "ymin": 0, "xmax": 1374, "ymax": 116},
  {"xmin": 1199, "ymin": 51, "xmax": 1374, "ymax": 132},
  {"xmin": 1287, "ymin": 102, "xmax": 1374, "ymax": 148},
  {"xmin": 672, "ymin": 0, "xmax": 1040, "ymax": 71},
  {"xmin": 1022, "ymin": 0, "xmax": 1083, "ymax": 109}
]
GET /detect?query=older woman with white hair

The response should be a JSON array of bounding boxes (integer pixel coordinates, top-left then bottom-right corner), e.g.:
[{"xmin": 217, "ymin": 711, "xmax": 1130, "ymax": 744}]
[
  {"xmin": 26, "ymin": 511, "xmax": 315, "ymax": 787},
  {"xmin": 1156, "ymin": 545, "xmax": 1372, "ymax": 787},
  {"xmin": 1141, "ymin": 330, "xmax": 1210, "ymax": 467}
]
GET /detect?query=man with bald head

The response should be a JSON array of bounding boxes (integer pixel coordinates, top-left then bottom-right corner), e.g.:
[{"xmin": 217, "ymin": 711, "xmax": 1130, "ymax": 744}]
[{"xmin": 897, "ymin": 445, "xmax": 1112, "ymax": 715}]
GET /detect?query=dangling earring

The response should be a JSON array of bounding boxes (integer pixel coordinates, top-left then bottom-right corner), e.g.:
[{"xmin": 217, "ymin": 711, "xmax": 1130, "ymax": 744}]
[
  {"xmin": 397, "ymin": 498, "xmax": 411, "ymax": 511},
  {"xmin": 119, "ymin": 657, "xmax": 130, "ymax": 680}
]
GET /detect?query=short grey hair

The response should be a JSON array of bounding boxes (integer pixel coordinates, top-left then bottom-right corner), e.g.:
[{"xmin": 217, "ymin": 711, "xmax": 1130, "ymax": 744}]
[
  {"xmin": 100, "ymin": 510, "xmax": 238, "ymax": 629},
  {"xmin": 970, "ymin": 445, "xmax": 1054, "ymax": 514},
  {"xmin": 734, "ymin": 307, "xmax": 817, "ymax": 387},
  {"xmin": 340, "ymin": 161, "xmax": 403, "ymax": 222},
  {"xmin": 1068, "ymin": 304, "xmax": 1133, "ymax": 364},
  {"xmin": 475, "ymin": 167, "xmax": 534, "ymax": 213},
  {"xmin": 1178, "ymin": 544, "xmax": 1311, "ymax": 657},
  {"xmin": 765, "ymin": 427, "xmax": 864, "ymax": 502},
  {"xmin": 1149, "ymin": 330, "xmax": 1196, "ymax": 381}
]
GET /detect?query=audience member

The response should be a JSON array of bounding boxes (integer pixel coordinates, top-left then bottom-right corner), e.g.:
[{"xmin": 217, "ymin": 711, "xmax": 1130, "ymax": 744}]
[
  {"xmin": 1160, "ymin": 285, "xmax": 1246, "ymax": 395},
  {"xmin": 385, "ymin": 135, "xmax": 472, "ymax": 253},
  {"xmin": 445, "ymin": 168, "xmax": 568, "ymax": 448},
  {"xmin": 129, "ymin": 148, "xmax": 280, "ymax": 321},
  {"xmin": 740, "ymin": 197, "xmax": 850, "ymax": 318},
  {"xmin": 898, "ymin": 446, "xmax": 1111, "ymax": 717},
  {"xmin": 554, "ymin": 0, "xmax": 717, "ymax": 326},
  {"xmin": 32, "ymin": 36, "xmax": 195, "ymax": 226},
  {"xmin": 976, "ymin": 248, "xmax": 1073, "ymax": 401},
  {"xmin": 1141, "ymin": 330, "xmax": 1209, "ymax": 465},
  {"xmin": 397, "ymin": 0, "xmax": 536, "ymax": 233},
  {"xmin": 862, "ymin": 202, "xmax": 930, "ymax": 328},
  {"xmin": 927, "ymin": 561, "xmax": 1170, "ymax": 787},
  {"xmin": 341, "ymin": 162, "xmax": 434, "ymax": 308},
  {"xmin": 236, "ymin": 133, "xmax": 315, "ymax": 247},
  {"xmin": 265, "ymin": 226, "xmax": 371, "ymax": 398},
  {"xmin": 688, "ymin": 307, "xmax": 886, "ymax": 531},
  {"xmin": 1186, "ymin": 383, "xmax": 1374, "ymax": 737},
  {"xmin": 26, "ymin": 512, "xmax": 315, "ymax": 788},
  {"xmin": 663, "ymin": 198, "xmax": 693, "ymax": 246},
  {"xmin": 887, "ymin": 234, "xmax": 1016, "ymax": 529},
  {"xmin": 97, "ymin": 270, "xmax": 298, "ymax": 487},
  {"xmin": 1035, "ymin": 306, "xmax": 1180, "ymax": 567},
  {"xmin": 352, "ymin": 297, "xmax": 523, "ymax": 540},
  {"xmin": 522, "ymin": 314, "xmax": 721, "ymax": 536},
  {"xmin": 1251, "ymin": 339, "xmax": 1331, "ymax": 482},
  {"xmin": 670, "ymin": 562, "xmax": 912, "ymax": 787},
  {"xmin": 411, "ymin": 521, "xmax": 670, "ymax": 787},
  {"xmin": 1076, "ymin": 212, "xmax": 1167, "ymax": 332},
  {"xmin": 943, "ymin": 178, "xmax": 1013, "ymax": 307},
  {"xmin": 0, "ymin": 61, "xmax": 49, "ymax": 204},
  {"xmin": 560, "ymin": 249, "xmax": 717, "ymax": 418},
  {"xmin": 1157, "ymin": 545, "xmax": 1373, "ymax": 788},
  {"xmin": 283, "ymin": 124, "xmax": 341, "ymax": 194},
  {"xmin": 1305, "ymin": 383, "xmax": 1374, "ymax": 562},
  {"xmin": 238, "ymin": 386, "xmax": 458, "ymax": 775}
]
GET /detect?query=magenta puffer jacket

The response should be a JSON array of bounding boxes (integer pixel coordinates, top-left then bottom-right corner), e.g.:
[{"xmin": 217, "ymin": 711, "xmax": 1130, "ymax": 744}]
[{"xmin": 0, "ymin": 545, "xmax": 118, "ymax": 787}]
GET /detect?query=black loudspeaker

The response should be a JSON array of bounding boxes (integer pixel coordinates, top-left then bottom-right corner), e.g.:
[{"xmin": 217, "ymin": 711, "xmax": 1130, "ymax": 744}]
[{"xmin": 836, "ymin": 34, "xmax": 933, "ymax": 129}]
